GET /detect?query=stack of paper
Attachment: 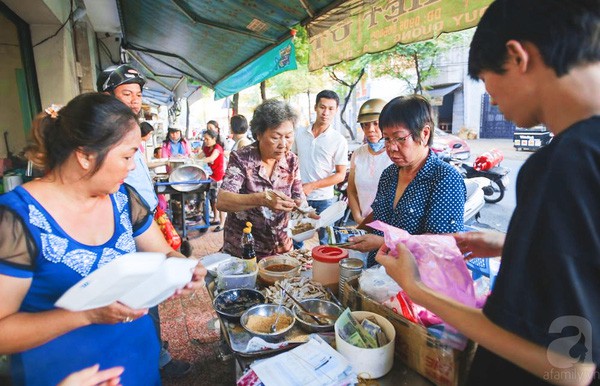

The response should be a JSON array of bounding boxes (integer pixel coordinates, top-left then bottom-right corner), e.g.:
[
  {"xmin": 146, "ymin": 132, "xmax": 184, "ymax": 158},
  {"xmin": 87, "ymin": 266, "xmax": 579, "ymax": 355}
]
[{"xmin": 250, "ymin": 336, "xmax": 356, "ymax": 386}]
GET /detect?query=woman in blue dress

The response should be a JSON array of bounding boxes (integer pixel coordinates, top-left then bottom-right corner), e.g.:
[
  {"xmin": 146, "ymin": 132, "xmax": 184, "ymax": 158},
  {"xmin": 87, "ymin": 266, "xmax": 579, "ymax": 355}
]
[
  {"xmin": 0, "ymin": 93, "xmax": 206, "ymax": 385},
  {"xmin": 347, "ymin": 95, "xmax": 466, "ymax": 267}
]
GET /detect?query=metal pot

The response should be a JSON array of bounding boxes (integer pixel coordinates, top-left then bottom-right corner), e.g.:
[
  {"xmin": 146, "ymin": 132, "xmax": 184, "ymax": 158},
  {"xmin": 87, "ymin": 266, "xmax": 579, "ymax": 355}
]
[{"xmin": 168, "ymin": 164, "xmax": 208, "ymax": 192}]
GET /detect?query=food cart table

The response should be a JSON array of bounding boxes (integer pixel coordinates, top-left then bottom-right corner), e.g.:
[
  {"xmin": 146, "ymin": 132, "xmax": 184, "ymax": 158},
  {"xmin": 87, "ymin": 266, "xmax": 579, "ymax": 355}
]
[
  {"xmin": 155, "ymin": 179, "xmax": 212, "ymax": 238},
  {"xmin": 206, "ymin": 272, "xmax": 433, "ymax": 385}
]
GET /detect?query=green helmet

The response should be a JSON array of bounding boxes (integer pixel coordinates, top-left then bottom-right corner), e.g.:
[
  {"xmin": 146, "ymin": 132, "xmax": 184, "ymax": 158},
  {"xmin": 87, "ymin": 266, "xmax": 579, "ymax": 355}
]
[{"xmin": 357, "ymin": 98, "xmax": 387, "ymax": 123}]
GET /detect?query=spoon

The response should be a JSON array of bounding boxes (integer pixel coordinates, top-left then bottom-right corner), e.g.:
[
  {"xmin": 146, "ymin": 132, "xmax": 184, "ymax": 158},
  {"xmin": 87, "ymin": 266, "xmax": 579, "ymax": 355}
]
[
  {"xmin": 270, "ymin": 285, "xmax": 285, "ymax": 333},
  {"xmin": 275, "ymin": 283, "xmax": 327, "ymax": 326}
]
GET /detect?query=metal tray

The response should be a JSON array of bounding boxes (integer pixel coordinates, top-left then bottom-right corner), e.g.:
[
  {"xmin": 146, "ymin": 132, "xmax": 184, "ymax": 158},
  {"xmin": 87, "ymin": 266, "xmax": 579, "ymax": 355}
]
[{"xmin": 208, "ymin": 281, "xmax": 330, "ymax": 358}]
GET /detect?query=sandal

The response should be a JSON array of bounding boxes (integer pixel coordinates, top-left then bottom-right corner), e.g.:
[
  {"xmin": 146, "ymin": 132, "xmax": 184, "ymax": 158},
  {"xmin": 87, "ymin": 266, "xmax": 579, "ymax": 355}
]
[{"xmin": 213, "ymin": 225, "xmax": 223, "ymax": 232}]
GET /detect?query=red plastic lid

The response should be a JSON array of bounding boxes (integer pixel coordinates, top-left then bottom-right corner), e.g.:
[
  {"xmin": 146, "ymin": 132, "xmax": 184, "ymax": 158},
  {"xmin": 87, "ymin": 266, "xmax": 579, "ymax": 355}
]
[{"xmin": 311, "ymin": 246, "xmax": 348, "ymax": 263}]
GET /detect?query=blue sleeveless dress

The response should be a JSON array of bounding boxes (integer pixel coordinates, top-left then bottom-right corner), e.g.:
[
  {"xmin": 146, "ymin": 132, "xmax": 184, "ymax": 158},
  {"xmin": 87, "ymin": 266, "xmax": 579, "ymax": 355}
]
[{"xmin": 0, "ymin": 185, "xmax": 161, "ymax": 386}]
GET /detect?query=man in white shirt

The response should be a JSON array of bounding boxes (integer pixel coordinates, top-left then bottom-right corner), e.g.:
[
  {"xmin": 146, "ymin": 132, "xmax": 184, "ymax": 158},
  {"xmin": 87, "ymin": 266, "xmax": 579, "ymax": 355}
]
[{"xmin": 293, "ymin": 90, "xmax": 348, "ymax": 246}]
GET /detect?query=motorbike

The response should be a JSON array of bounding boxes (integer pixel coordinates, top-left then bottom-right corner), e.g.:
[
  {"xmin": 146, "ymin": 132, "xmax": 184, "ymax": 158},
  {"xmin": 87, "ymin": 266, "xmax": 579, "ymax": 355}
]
[{"xmin": 440, "ymin": 152, "xmax": 510, "ymax": 204}]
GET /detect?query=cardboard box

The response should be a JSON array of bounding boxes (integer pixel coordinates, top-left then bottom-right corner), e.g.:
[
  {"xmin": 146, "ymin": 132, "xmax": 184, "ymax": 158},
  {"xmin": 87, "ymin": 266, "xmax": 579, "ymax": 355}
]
[{"xmin": 342, "ymin": 277, "xmax": 476, "ymax": 386}]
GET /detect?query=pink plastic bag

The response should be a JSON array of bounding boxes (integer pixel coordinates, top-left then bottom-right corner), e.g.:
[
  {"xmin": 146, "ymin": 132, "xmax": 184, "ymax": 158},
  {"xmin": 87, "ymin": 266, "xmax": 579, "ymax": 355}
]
[{"xmin": 369, "ymin": 221, "xmax": 478, "ymax": 308}]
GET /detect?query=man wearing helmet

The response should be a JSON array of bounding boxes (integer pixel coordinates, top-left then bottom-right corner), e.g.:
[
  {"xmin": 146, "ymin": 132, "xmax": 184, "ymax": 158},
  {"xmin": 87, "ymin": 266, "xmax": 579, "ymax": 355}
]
[
  {"xmin": 97, "ymin": 64, "xmax": 192, "ymax": 379},
  {"xmin": 347, "ymin": 98, "xmax": 392, "ymax": 225},
  {"xmin": 96, "ymin": 64, "xmax": 145, "ymax": 115},
  {"xmin": 97, "ymin": 65, "xmax": 158, "ymax": 220}
]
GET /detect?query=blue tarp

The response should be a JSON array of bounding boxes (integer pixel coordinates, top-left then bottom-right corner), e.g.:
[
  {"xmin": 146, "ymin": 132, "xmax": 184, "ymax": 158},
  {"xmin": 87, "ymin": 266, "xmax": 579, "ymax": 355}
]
[{"xmin": 213, "ymin": 39, "xmax": 297, "ymax": 100}]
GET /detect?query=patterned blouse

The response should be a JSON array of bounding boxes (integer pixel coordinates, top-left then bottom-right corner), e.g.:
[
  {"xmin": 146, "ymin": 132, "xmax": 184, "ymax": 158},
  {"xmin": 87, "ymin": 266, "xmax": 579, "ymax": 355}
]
[
  {"xmin": 368, "ymin": 150, "xmax": 466, "ymax": 266},
  {"xmin": 220, "ymin": 143, "xmax": 305, "ymax": 258}
]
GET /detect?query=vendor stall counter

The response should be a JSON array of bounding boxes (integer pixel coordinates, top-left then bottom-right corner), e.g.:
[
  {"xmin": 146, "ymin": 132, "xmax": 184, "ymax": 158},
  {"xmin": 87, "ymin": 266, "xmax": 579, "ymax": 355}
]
[{"xmin": 206, "ymin": 265, "xmax": 434, "ymax": 385}]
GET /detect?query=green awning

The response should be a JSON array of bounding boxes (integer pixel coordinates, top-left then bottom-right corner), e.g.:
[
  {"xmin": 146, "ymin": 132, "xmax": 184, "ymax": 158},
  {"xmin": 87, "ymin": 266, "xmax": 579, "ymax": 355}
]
[
  {"xmin": 214, "ymin": 39, "xmax": 297, "ymax": 100},
  {"xmin": 116, "ymin": 0, "xmax": 345, "ymax": 98}
]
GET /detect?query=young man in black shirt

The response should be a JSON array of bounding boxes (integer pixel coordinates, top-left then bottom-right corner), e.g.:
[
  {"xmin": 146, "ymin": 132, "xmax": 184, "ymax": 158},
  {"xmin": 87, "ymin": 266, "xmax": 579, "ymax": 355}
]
[{"xmin": 377, "ymin": 1, "xmax": 600, "ymax": 385}]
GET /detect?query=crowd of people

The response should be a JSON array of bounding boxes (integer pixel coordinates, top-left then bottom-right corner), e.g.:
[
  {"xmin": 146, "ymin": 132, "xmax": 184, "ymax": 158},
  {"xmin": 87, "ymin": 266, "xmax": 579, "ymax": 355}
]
[{"xmin": 1, "ymin": 0, "xmax": 599, "ymax": 384}]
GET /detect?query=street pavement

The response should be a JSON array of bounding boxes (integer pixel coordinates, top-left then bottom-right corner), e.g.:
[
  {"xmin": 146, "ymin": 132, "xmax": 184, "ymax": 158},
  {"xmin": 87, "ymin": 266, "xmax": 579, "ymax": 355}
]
[{"xmin": 463, "ymin": 138, "xmax": 534, "ymax": 233}]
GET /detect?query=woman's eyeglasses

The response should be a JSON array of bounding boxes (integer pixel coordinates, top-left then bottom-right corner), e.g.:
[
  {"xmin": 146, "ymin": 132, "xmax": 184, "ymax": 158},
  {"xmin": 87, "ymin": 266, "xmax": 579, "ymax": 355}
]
[{"xmin": 384, "ymin": 133, "xmax": 412, "ymax": 147}]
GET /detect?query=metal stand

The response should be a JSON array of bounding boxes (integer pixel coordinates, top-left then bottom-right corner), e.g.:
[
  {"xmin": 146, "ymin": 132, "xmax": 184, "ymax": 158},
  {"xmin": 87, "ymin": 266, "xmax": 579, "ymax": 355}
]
[{"xmin": 154, "ymin": 179, "xmax": 212, "ymax": 239}]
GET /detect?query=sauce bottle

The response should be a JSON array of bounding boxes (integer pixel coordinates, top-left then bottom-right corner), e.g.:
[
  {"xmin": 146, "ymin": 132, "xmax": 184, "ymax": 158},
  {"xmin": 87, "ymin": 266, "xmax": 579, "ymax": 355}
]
[{"xmin": 241, "ymin": 221, "xmax": 257, "ymax": 270}]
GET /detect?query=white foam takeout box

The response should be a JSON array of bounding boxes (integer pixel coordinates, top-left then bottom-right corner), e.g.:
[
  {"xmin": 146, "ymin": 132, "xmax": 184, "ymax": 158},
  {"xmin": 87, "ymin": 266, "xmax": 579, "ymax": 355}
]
[
  {"xmin": 55, "ymin": 252, "xmax": 198, "ymax": 311},
  {"xmin": 286, "ymin": 201, "xmax": 348, "ymax": 242}
]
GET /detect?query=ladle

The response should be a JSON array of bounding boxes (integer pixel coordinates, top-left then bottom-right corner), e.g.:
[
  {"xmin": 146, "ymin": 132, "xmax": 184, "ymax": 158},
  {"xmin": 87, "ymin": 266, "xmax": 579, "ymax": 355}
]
[{"xmin": 275, "ymin": 283, "xmax": 327, "ymax": 326}]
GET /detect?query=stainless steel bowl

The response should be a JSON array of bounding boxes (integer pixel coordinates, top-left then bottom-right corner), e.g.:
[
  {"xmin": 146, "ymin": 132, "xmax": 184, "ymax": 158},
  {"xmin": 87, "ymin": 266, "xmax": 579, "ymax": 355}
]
[
  {"xmin": 240, "ymin": 304, "xmax": 295, "ymax": 341},
  {"xmin": 168, "ymin": 164, "xmax": 208, "ymax": 192},
  {"xmin": 213, "ymin": 288, "xmax": 265, "ymax": 322},
  {"xmin": 293, "ymin": 299, "xmax": 343, "ymax": 332}
]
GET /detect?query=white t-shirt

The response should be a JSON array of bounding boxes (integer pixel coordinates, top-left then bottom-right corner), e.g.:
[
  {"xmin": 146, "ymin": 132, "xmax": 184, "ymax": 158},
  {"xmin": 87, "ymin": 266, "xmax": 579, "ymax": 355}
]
[
  {"xmin": 350, "ymin": 144, "xmax": 393, "ymax": 218},
  {"xmin": 294, "ymin": 125, "xmax": 348, "ymax": 200}
]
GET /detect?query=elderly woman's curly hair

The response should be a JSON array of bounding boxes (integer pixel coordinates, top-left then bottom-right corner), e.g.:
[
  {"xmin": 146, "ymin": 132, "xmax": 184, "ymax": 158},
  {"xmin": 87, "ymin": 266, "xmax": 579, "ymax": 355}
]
[{"xmin": 250, "ymin": 99, "xmax": 298, "ymax": 140}]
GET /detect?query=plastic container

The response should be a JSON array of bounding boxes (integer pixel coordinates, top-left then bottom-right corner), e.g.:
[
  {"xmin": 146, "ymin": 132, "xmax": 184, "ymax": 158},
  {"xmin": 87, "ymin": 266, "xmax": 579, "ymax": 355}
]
[
  {"xmin": 119, "ymin": 257, "xmax": 199, "ymax": 309},
  {"xmin": 334, "ymin": 311, "xmax": 396, "ymax": 379},
  {"xmin": 200, "ymin": 252, "xmax": 234, "ymax": 276},
  {"xmin": 55, "ymin": 253, "xmax": 198, "ymax": 311},
  {"xmin": 311, "ymin": 246, "xmax": 348, "ymax": 293},
  {"xmin": 287, "ymin": 218, "xmax": 318, "ymax": 242},
  {"xmin": 286, "ymin": 201, "xmax": 348, "ymax": 242},
  {"xmin": 216, "ymin": 258, "xmax": 258, "ymax": 290},
  {"xmin": 257, "ymin": 255, "xmax": 301, "ymax": 285}
]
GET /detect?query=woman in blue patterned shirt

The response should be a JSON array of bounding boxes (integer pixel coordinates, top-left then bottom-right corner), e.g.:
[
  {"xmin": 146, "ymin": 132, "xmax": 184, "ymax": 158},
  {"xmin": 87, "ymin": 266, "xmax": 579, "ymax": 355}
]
[
  {"xmin": 0, "ymin": 93, "xmax": 206, "ymax": 385},
  {"xmin": 347, "ymin": 95, "xmax": 466, "ymax": 267}
]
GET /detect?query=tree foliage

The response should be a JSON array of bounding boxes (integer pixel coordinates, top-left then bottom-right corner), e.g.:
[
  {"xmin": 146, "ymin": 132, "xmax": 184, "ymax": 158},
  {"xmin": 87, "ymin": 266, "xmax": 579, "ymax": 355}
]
[
  {"xmin": 266, "ymin": 26, "xmax": 328, "ymax": 102},
  {"xmin": 325, "ymin": 55, "xmax": 371, "ymax": 139},
  {"xmin": 369, "ymin": 32, "xmax": 468, "ymax": 94}
]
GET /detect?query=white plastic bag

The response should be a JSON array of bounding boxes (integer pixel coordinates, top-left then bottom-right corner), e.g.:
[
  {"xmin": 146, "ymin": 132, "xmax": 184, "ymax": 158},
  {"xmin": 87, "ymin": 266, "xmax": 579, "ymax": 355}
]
[{"xmin": 358, "ymin": 265, "xmax": 401, "ymax": 303}]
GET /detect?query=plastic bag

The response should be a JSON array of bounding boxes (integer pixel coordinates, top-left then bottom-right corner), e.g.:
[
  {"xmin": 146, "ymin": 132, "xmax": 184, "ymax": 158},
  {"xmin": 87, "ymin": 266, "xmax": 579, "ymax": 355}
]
[
  {"xmin": 324, "ymin": 226, "xmax": 366, "ymax": 246},
  {"xmin": 154, "ymin": 208, "xmax": 182, "ymax": 250},
  {"xmin": 359, "ymin": 265, "xmax": 401, "ymax": 303},
  {"xmin": 383, "ymin": 290, "xmax": 419, "ymax": 324},
  {"xmin": 368, "ymin": 221, "xmax": 478, "ymax": 308}
]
